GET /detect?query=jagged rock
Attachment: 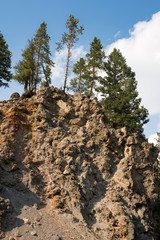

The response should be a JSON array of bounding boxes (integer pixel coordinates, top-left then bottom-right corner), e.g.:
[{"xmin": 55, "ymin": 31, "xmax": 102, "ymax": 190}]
[
  {"xmin": 9, "ymin": 237, "xmax": 17, "ymax": 240},
  {"xmin": 9, "ymin": 92, "xmax": 20, "ymax": 100},
  {"xmin": 0, "ymin": 86, "xmax": 159, "ymax": 240},
  {"xmin": 23, "ymin": 218, "xmax": 31, "ymax": 225},
  {"xmin": 21, "ymin": 89, "xmax": 35, "ymax": 99},
  {"xmin": 14, "ymin": 231, "xmax": 22, "ymax": 237},
  {"xmin": 31, "ymin": 230, "xmax": 38, "ymax": 236}
]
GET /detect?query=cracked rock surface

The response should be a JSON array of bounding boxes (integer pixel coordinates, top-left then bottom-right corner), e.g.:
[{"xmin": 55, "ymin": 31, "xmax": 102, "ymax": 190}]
[{"xmin": 0, "ymin": 86, "xmax": 159, "ymax": 239}]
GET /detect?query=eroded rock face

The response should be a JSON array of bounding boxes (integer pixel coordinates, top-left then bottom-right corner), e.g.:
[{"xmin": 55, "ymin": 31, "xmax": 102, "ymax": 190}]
[{"xmin": 0, "ymin": 86, "xmax": 159, "ymax": 240}]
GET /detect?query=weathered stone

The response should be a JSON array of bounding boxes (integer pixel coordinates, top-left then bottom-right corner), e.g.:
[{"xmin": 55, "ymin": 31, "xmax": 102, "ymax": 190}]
[
  {"xmin": 31, "ymin": 230, "xmax": 37, "ymax": 236},
  {"xmin": 14, "ymin": 231, "xmax": 22, "ymax": 237},
  {"xmin": 9, "ymin": 237, "xmax": 17, "ymax": 240},
  {"xmin": 23, "ymin": 218, "xmax": 31, "ymax": 224},
  {"xmin": 0, "ymin": 85, "xmax": 159, "ymax": 240},
  {"xmin": 10, "ymin": 92, "xmax": 20, "ymax": 100},
  {"xmin": 57, "ymin": 100, "xmax": 72, "ymax": 116}
]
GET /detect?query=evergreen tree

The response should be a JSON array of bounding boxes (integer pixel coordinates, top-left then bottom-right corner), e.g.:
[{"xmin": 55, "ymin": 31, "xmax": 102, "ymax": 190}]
[
  {"xmin": 56, "ymin": 14, "xmax": 84, "ymax": 92},
  {"xmin": 13, "ymin": 39, "xmax": 36, "ymax": 90},
  {"xmin": 86, "ymin": 37, "xmax": 105, "ymax": 96},
  {"xmin": 156, "ymin": 133, "xmax": 160, "ymax": 181},
  {"xmin": 0, "ymin": 32, "xmax": 12, "ymax": 87},
  {"xmin": 156, "ymin": 132, "xmax": 160, "ymax": 158},
  {"xmin": 157, "ymin": 133, "xmax": 160, "ymax": 148},
  {"xmin": 34, "ymin": 21, "xmax": 54, "ymax": 90},
  {"xmin": 70, "ymin": 57, "xmax": 89, "ymax": 94},
  {"xmin": 96, "ymin": 48, "xmax": 149, "ymax": 133}
]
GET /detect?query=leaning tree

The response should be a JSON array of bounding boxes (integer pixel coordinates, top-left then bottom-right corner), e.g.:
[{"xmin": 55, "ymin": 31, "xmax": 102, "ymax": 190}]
[{"xmin": 56, "ymin": 14, "xmax": 84, "ymax": 92}]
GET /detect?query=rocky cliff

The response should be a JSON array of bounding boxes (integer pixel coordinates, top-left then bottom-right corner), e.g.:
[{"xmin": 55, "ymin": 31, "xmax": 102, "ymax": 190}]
[{"xmin": 0, "ymin": 86, "xmax": 159, "ymax": 240}]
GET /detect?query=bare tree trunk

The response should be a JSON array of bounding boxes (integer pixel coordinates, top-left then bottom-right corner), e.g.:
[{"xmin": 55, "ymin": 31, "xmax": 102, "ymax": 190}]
[
  {"xmin": 42, "ymin": 63, "xmax": 47, "ymax": 82},
  {"xmin": 35, "ymin": 51, "xmax": 40, "ymax": 92},
  {"xmin": 89, "ymin": 67, "xmax": 95, "ymax": 96},
  {"xmin": 78, "ymin": 71, "xmax": 82, "ymax": 93},
  {"xmin": 24, "ymin": 79, "xmax": 28, "ymax": 91},
  {"xmin": 30, "ymin": 69, "xmax": 33, "ymax": 90},
  {"xmin": 63, "ymin": 40, "xmax": 71, "ymax": 92}
]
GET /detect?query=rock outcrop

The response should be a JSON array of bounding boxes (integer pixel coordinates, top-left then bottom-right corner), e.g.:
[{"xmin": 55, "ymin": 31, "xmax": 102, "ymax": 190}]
[{"xmin": 0, "ymin": 86, "xmax": 159, "ymax": 240}]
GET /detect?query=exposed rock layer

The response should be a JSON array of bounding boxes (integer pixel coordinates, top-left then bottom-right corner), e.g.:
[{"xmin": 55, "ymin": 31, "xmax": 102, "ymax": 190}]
[{"xmin": 0, "ymin": 86, "xmax": 159, "ymax": 239}]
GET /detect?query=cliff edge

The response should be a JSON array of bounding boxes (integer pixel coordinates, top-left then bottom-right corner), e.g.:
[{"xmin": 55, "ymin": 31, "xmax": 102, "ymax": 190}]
[{"xmin": 0, "ymin": 86, "xmax": 159, "ymax": 240}]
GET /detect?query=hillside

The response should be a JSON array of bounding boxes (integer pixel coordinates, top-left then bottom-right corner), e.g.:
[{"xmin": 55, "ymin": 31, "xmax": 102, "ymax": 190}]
[{"xmin": 0, "ymin": 86, "xmax": 159, "ymax": 240}]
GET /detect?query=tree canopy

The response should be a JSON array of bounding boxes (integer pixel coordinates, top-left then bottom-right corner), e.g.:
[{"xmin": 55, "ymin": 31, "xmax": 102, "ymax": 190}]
[
  {"xmin": 56, "ymin": 14, "xmax": 84, "ymax": 92},
  {"xmin": 96, "ymin": 48, "xmax": 149, "ymax": 133},
  {"xmin": 2, "ymin": 18, "xmax": 151, "ymax": 135},
  {"xmin": 34, "ymin": 21, "xmax": 54, "ymax": 90},
  {"xmin": 70, "ymin": 57, "xmax": 89, "ymax": 94},
  {"xmin": 13, "ymin": 22, "xmax": 54, "ymax": 91},
  {"xmin": 86, "ymin": 37, "xmax": 105, "ymax": 96},
  {"xmin": 0, "ymin": 32, "xmax": 12, "ymax": 87},
  {"xmin": 13, "ymin": 39, "xmax": 36, "ymax": 90}
]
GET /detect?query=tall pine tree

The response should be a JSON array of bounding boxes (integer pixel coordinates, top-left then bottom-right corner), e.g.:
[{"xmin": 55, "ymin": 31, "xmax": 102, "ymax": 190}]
[
  {"xmin": 34, "ymin": 21, "xmax": 54, "ymax": 90},
  {"xmin": 96, "ymin": 48, "xmax": 149, "ymax": 133},
  {"xmin": 13, "ymin": 39, "xmax": 36, "ymax": 90},
  {"xmin": 86, "ymin": 37, "xmax": 105, "ymax": 96},
  {"xmin": 0, "ymin": 32, "xmax": 12, "ymax": 87},
  {"xmin": 70, "ymin": 57, "xmax": 89, "ymax": 94},
  {"xmin": 56, "ymin": 14, "xmax": 84, "ymax": 92},
  {"xmin": 156, "ymin": 132, "xmax": 160, "ymax": 182}
]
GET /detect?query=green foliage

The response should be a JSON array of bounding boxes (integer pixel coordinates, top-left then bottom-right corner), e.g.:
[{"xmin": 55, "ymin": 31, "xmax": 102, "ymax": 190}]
[
  {"xmin": 56, "ymin": 14, "xmax": 84, "ymax": 91},
  {"xmin": 13, "ymin": 39, "xmax": 36, "ymax": 90},
  {"xmin": 156, "ymin": 133, "xmax": 160, "ymax": 184},
  {"xmin": 70, "ymin": 57, "xmax": 89, "ymax": 94},
  {"xmin": 34, "ymin": 21, "xmax": 54, "ymax": 88},
  {"xmin": 157, "ymin": 133, "xmax": 160, "ymax": 149},
  {"xmin": 156, "ymin": 132, "xmax": 160, "ymax": 161},
  {"xmin": 86, "ymin": 37, "xmax": 105, "ymax": 96},
  {"xmin": 56, "ymin": 14, "xmax": 84, "ymax": 50},
  {"xmin": 96, "ymin": 48, "xmax": 149, "ymax": 133},
  {"xmin": 0, "ymin": 32, "xmax": 12, "ymax": 87},
  {"xmin": 14, "ymin": 22, "xmax": 54, "ymax": 91}
]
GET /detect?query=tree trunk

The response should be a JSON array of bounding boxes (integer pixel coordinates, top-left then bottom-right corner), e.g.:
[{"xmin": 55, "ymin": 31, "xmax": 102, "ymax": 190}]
[
  {"xmin": 35, "ymin": 50, "xmax": 40, "ymax": 92},
  {"xmin": 78, "ymin": 71, "xmax": 82, "ymax": 93},
  {"xmin": 29, "ymin": 69, "xmax": 33, "ymax": 90},
  {"xmin": 63, "ymin": 40, "xmax": 71, "ymax": 92},
  {"xmin": 89, "ymin": 67, "xmax": 95, "ymax": 96},
  {"xmin": 42, "ymin": 63, "xmax": 47, "ymax": 83},
  {"xmin": 24, "ymin": 79, "xmax": 28, "ymax": 91}
]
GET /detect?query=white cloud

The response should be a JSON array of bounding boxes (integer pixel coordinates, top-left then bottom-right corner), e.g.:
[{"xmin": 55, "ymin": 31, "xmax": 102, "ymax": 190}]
[
  {"xmin": 114, "ymin": 30, "xmax": 120, "ymax": 38},
  {"xmin": 105, "ymin": 11, "xmax": 160, "ymax": 116},
  {"xmin": 148, "ymin": 133, "xmax": 158, "ymax": 146},
  {"xmin": 51, "ymin": 46, "xmax": 87, "ymax": 88}
]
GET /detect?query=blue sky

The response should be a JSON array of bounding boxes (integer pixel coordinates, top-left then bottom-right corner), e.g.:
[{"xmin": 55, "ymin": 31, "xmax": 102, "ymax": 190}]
[{"xmin": 0, "ymin": 0, "xmax": 160, "ymax": 141}]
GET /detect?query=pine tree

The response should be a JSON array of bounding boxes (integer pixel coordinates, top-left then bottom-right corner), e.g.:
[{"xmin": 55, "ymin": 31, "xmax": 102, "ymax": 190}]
[
  {"xmin": 156, "ymin": 132, "xmax": 160, "ymax": 156},
  {"xmin": 70, "ymin": 57, "xmax": 89, "ymax": 94},
  {"xmin": 156, "ymin": 132, "xmax": 160, "ymax": 181},
  {"xmin": 96, "ymin": 48, "xmax": 149, "ymax": 133},
  {"xmin": 34, "ymin": 21, "xmax": 54, "ymax": 90},
  {"xmin": 86, "ymin": 37, "xmax": 105, "ymax": 96},
  {"xmin": 0, "ymin": 32, "xmax": 12, "ymax": 87},
  {"xmin": 13, "ymin": 39, "xmax": 36, "ymax": 90},
  {"xmin": 56, "ymin": 14, "xmax": 84, "ymax": 92}
]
